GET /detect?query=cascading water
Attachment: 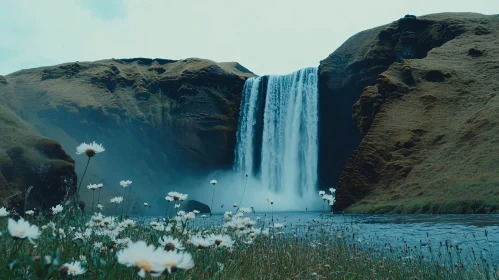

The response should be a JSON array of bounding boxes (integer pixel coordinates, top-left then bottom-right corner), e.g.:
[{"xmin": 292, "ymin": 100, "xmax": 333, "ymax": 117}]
[{"xmin": 233, "ymin": 67, "xmax": 319, "ymax": 209}]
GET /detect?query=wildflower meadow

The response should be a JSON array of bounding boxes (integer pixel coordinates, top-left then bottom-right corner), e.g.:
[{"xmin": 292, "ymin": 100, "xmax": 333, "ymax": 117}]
[{"xmin": 0, "ymin": 142, "xmax": 497, "ymax": 279}]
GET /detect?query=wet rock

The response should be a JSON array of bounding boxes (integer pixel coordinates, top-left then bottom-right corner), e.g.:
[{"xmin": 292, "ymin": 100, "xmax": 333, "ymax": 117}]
[{"xmin": 182, "ymin": 200, "xmax": 211, "ymax": 213}]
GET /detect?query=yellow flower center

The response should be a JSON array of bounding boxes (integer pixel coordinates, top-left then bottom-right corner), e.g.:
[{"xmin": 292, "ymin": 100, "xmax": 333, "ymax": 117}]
[
  {"xmin": 135, "ymin": 259, "xmax": 152, "ymax": 272},
  {"xmin": 16, "ymin": 228, "xmax": 25, "ymax": 235},
  {"xmin": 69, "ymin": 268, "xmax": 77, "ymax": 273}
]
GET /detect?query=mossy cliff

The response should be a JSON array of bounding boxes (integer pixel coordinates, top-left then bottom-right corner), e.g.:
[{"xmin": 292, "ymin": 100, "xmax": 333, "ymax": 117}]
[
  {"xmin": 0, "ymin": 104, "xmax": 76, "ymax": 211},
  {"xmin": 319, "ymin": 13, "xmax": 499, "ymax": 213},
  {"xmin": 0, "ymin": 58, "xmax": 254, "ymax": 206}
]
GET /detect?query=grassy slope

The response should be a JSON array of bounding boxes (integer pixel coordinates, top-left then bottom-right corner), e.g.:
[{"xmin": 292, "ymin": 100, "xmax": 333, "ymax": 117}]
[{"xmin": 346, "ymin": 14, "xmax": 499, "ymax": 213}]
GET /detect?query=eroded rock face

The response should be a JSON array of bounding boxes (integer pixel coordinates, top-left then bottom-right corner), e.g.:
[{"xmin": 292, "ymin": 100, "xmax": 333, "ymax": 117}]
[
  {"xmin": 318, "ymin": 13, "xmax": 468, "ymax": 192},
  {"xmin": 333, "ymin": 13, "xmax": 499, "ymax": 213},
  {"xmin": 0, "ymin": 104, "xmax": 76, "ymax": 211},
  {"xmin": 0, "ymin": 58, "xmax": 254, "ymax": 205}
]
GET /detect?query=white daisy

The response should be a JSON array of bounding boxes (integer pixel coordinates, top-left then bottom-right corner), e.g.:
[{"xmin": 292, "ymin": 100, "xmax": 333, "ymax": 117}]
[
  {"xmin": 167, "ymin": 191, "xmax": 188, "ymax": 201},
  {"xmin": 97, "ymin": 204, "xmax": 104, "ymax": 210},
  {"xmin": 120, "ymin": 180, "xmax": 132, "ymax": 188},
  {"xmin": 144, "ymin": 203, "xmax": 149, "ymax": 206},
  {"xmin": 0, "ymin": 207, "xmax": 9, "ymax": 217},
  {"xmin": 158, "ymin": 250, "xmax": 194, "ymax": 274},
  {"xmin": 188, "ymin": 236, "xmax": 213, "ymax": 249},
  {"xmin": 319, "ymin": 190, "xmax": 326, "ymax": 196},
  {"xmin": 86, "ymin": 184, "xmax": 99, "ymax": 190},
  {"xmin": 25, "ymin": 210, "xmax": 34, "ymax": 216},
  {"xmin": 116, "ymin": 240, "xmax": 167, "ymax": 278},
  {"xmin": 159, "ymin": 236, "xmax": 185, "ymax": 251},
  {"xmin": 174, "ymin": 204, "xmax": 180, "ymax": 209},
  {"xmin": 329, "ymin": 188, "xmax": 336, "ymax": 193},
  {"xmin": 193, "ymin": 210, "xmax": 200, "ymax": 214},
  {"xmin": 165, "ymin": 196, "xmax": 174, "ymax": 202},
  {"xmin": 210, "ymin": 179, "xmax": 217, "ymax": 185},
  {"xmin": 51, "ymin": 204, "xmax": 63, "ymax": 215},
  {"xmin": 8, "ymin": 218, "xmax": 41, "ymax": 244},
  {"xmin": 110, "ymin": 197, "xmax": 123, "ymax": 204},
  {"xmin": 62, "ymin": 261, "xmax": 86, "ymax": 276},
  {"xmin": 76, "ymin": 141, "xmax": 105, "ymax": 158},
  {"xmin": 208, "ymin": 234, "xmax": 234, "ymax": 249}
]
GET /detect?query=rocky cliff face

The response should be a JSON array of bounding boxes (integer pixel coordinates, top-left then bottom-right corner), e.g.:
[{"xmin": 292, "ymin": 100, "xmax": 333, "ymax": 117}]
[
  {"xmin": 0, "ymin": 104, "xmax": 76, "ymax": 211},
  {"xmin": 318, "ymin": 13, "xmax": 469, "ymax": 193},
  {"xmin": 321, "ymin": 13, "xmax": 499, "ymax": 213},
  {"xmin": 0, "ymin": 58, "xmax": 254, "ymax": 207}
]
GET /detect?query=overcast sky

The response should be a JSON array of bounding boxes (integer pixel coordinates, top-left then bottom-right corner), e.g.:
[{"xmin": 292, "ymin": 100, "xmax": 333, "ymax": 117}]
[{"xmin": 1, "ymin": 0, "xmax": 498, "ymax": 76}]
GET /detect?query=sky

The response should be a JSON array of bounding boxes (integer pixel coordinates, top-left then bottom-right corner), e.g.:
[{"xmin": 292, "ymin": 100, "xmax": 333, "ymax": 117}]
[{"xmin": 1, "ymin": 0, "xmax": 498, "ymax": 76}]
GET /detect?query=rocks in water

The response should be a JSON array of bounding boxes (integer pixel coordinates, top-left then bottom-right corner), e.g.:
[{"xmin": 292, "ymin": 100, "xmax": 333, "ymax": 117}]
[{"xmin": 182, "ymin": 200, "xmax": 210, "ymax": 213}]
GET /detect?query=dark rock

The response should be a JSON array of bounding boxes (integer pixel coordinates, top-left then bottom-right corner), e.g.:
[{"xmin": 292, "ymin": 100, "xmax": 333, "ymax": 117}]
[
  {"xmin": 424, "ymin": 70, "xmax": 447, "ymax": 82},
  {"xmin": 474, "ymin": 26, "xmax": 491, "ymax": 35},
  {"xmin": 468, "ymin": 48, "xmax": 484, "ymax": 57},
  {"xmin": 182, "ymin": 200, "xmax": 210, "ymax": 213},
  {"xmin": 0, "ymin": 76, "xmax": 7, "ymax": 84}
]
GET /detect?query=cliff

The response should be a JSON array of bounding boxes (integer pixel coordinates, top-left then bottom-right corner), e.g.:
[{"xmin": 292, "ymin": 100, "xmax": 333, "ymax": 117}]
[
  {"xmin": 0, "ymin": 104, "xmax": 76, "ymax": 211},
  {"xmin": 0, "ymin": 58, "xmax": 254, "ymax": 207},
  {"xmin": 319, "ymin": 13, "xmax": 499, "ymax": 213}
]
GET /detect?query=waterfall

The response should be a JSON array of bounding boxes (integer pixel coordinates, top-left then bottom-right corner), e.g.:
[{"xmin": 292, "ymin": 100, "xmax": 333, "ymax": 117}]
[{"xmin": 234, "ymin": 67, "xmax": 319, "ymax": 198}]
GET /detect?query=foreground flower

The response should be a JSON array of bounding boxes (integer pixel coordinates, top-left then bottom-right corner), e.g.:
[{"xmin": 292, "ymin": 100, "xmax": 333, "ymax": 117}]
[
  {"xmin": 158, "ymin": 250, "xmax": 194, "ymax": 274},
  {"xmin": 117, "ymin": 241, "xmax": 167, "ymax": 278},
  {"xmin": 159, "ymin": 236, "xmax": 185, "ymax": 251},
  {"xmin": 8, "ymin": 218, "xmax": 41, "ymax": 244},
  {"xmin": 62, "ymin": 261, "xmax": 86, "ymax": 276},
  {"xmin": 0, "ymin": 207, "xmax": 9, "ymax": 217},
  {"xmin": 188, "ymin": 236, "xmax": 213, "ymax": 249},
  {"xmin": 208, "ymin": 234, "xmax": 234, "ymax": 249},
  {"xmin": 120, "ymin": 180, "xmax": 132, "ymax": 188},
  {"xmin": 76, "ymin": 141, "xmax": 105, "ymax": 158},
  {"xmin": 167, "ymin": 191, "xmax": 188, "ymax": 201},
  {"xmin": 51, "ymin": 204, "xmax": 63, "ymax": 215},
  {"xmin": 210, "ymin": 179, "xmax": 217, "ymax": 185},
  {"xmin": 110, "ymin": 197, "xmax": 124, "ymax": 204}
]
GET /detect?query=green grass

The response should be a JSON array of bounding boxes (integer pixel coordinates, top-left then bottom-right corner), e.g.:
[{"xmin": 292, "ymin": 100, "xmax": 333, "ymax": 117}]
[
  {"xmin": 348, "ymin": 181, "xmax": 499, "ymax": 214},
  {"xmin": 0, "ymin": 207, "xmax": 497, "ymax": 280}
]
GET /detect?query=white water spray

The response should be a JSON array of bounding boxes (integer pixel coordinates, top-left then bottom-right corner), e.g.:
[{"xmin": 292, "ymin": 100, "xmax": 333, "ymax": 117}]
[{"xmin": 230, "ymin": 67, "xmax": 320, "ymax": 211}]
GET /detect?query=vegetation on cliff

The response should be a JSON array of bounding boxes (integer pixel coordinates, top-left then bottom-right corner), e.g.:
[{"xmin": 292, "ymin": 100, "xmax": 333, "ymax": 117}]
[{"xmin": 325, "ymin": 13, "xmax": 499, "ymax": 213}]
